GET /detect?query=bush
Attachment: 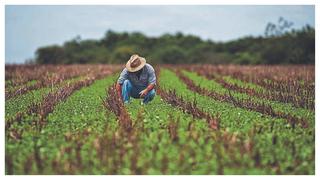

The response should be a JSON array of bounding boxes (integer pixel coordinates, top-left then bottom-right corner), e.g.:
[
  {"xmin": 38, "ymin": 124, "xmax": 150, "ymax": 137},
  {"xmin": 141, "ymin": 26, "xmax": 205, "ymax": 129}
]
[{"xmin": 152, "ymin": 45, "xmax": 187, "ymax": 64}]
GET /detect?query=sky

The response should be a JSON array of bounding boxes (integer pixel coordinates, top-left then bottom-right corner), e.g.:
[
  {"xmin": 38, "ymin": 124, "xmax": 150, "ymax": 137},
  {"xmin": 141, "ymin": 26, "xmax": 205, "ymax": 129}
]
[{"xmin": 5, "ymin": 5, "xmax": 315, "ymax": 64}]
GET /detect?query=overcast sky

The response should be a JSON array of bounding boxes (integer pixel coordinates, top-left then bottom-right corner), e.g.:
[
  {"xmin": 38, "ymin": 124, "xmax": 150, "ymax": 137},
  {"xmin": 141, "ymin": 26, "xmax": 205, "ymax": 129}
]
[{"xmin": 5, "ymin": 5, "xmax": 315, "ymax": 64}]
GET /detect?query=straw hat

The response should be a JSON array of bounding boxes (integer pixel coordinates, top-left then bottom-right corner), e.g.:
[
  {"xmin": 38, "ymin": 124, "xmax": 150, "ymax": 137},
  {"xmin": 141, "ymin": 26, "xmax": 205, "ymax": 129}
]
[{"xmin": 126, "ymin": 54, "xmax": 146, "ymax": 72}]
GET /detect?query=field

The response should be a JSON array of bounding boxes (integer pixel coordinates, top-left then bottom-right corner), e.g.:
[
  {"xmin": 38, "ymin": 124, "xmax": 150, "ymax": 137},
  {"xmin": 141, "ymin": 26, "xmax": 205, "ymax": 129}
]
[{"xmin": 5, "ymin": 64, "xmax": 315, "ymax": 175}]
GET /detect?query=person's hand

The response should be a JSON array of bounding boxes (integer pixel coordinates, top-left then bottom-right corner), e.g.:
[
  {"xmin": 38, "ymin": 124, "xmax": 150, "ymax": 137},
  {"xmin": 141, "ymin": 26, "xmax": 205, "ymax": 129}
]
[{"xmin": 139, "ymin": 89, "xmax": 149, "ymax": 98}]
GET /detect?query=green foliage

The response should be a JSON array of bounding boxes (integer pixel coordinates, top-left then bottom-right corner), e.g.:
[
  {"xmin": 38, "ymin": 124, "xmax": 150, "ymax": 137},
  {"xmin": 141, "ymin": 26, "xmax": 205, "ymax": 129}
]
[
  {"xmin": 234, "ymin": 52, "xmax": 262, "ymax": 65},
  {"xmin": 160, "ymin": 69, "xmax": 314, "ymax": 174},
  {"xmin": 152, "ymin": 45, "xmax": 187, "ymax": 64},
  {"xmin": 160, "ymin": 69, "xmax": 275, "ymax": 132},
  {"xmin": 182, "ymin": 70, "xmax": 315, "ymax": 125},
  {"xmin": 46, "ymin": 74, "xmax": 119, "ymax": 134},
  {"xmin": 5, "ymin": 66, "xmax": 315, "ymax": 175},
  {"xmin": 36, "ymin": 45, "xmax": 66, "ymax": 64},
  {"xmin": 34, "ymin": 25, "xmax": 314, "ymax": 65},
  {"xmin": 5, "ymin": 74, "xmax": 119, "ymax": 174},
  {"xmin": 112, "ymin": 46, "xmax": 138, "ymax": 64}
]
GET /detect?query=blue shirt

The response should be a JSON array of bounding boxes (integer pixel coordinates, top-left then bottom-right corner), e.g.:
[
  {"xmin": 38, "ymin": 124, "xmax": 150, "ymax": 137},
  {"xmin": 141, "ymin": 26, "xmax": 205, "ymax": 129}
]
[{"xmin": 117, "ymin": 63, "xmax": 156, "ymax": 88}]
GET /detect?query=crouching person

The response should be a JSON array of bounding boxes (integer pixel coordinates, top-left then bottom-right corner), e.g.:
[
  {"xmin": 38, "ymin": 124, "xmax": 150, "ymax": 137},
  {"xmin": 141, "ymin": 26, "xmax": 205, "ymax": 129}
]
[{"xmin": 116, "ymin": 54, "xmax": 156, "ymax": 105}]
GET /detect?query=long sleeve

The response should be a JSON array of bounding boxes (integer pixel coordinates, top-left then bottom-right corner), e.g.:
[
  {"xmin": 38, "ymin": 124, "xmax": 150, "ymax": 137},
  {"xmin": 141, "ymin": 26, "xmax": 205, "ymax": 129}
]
[{"xmin": 117, "ymin": 68, "xmax": 128, "ymax": 85}]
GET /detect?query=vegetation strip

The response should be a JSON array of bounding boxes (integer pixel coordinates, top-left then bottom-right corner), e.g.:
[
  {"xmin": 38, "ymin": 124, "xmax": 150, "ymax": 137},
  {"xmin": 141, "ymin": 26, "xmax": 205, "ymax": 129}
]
[
  {"xmin": 175, "ymin": 69, "xmax": 308, "ymax": 128},
  {"xmin": 5, "ymin": 65, "xmax": 315, "ymax": 175},
  {"xmin": 194, "ymin": 69, "xmax": 314, "ymax": 110},
  {"xmin": 156, "ymin": 68, "xmax": 220, "ymax": 130},
  {"xmin": 6, "ymin": 70, "xmax": 114, "ymax": 133},
  {"xmin": 188, "ymin": 65, "xmax": 314, "ymax": 102},
  {"xmin": 5, "ymin": 65, "xmax": 118, "ymax": 100},
  {"xmin": 5, "ymin": 65, "xmax": 80, "ymax": 99},
  {"xmin": 6, "ymin": 65, "xmax": 59, "ymax": 87},
  {"xmin": 183, "ymin": 64, "xmax": 314, "ymax": 95},
  {"xmin": 103, "ymin": 85, "xmax": 133, "ymax": 132},
  {"xmin": 6, "ymin": 74, "xmax": 119, "ymax": 174},
  {"xmin": 180, "ymin": 69, "xmax": 314, "ymax": 123}
]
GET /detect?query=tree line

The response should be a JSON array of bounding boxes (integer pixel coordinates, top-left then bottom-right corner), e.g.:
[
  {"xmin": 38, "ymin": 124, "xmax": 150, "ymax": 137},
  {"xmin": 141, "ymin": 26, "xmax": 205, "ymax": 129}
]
[{"xmin": 34, "ymin": 21, "xmax": 314, "ymax": 65}]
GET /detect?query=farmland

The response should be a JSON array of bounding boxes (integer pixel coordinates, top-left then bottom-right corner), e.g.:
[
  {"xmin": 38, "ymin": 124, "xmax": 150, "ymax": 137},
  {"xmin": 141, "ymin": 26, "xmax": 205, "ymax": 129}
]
[{"xmin": 5, "ymin": 64, "xmax": 315, "ymax": 175}]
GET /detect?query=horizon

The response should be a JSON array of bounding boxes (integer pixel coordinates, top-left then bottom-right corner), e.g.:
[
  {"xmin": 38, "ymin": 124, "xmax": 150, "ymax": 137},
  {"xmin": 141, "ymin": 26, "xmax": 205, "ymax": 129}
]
[{"xmin": 5, "ymin": 5, "xmax": 315, "ymax": 64}]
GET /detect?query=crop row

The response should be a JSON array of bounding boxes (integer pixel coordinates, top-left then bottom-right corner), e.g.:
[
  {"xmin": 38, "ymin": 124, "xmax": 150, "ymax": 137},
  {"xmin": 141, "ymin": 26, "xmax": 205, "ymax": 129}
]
[
  {"xmin": 182, "ymin": 69, "xmax": 314, "ymax": 124},
  {"xmin": 103, "ymin": 85, "xmax": 133, "ymax": 132},
  {"xmin": 5, "ymin": 65, "xmax": 119, "ymax": 100},
  {"xmin": 6, "ymin": 68, "xmax": 116, "ymax": 140},
  {"xmin": 201, "ymin": 71, "xmax": 313, "ymax": 110},
  {"xmin": 5, "ymin": 68, "xmax": 118, "ymax": 174},
  {"xmin": 157, "ymin": 68, "xmax": 314, "ymax": 174},
  {"xmin": 155, "ymin": 68, "xmax": 219, "ymax": 130},
  {"xmin": 174, "ymin": 69, "xmax": 309, "ymax": 129},
  {"xmin": 6, "ymin": 73, "xmax": 119, "ymax": 174},
  {"xmin": 5, "ymin": 65, "xmax": 315, "ymax": 174},
  {"xmin": 180, "ymin": 64, "xmax": 314, "ymax": 102},
  {"xmin": 182, "ymin": 70, "xmax": 314, "ymax": 125}
]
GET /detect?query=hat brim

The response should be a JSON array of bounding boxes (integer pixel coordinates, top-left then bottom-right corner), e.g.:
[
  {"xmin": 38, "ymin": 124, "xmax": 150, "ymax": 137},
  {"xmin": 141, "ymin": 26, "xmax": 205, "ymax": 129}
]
[{"xmin": 126, "ymin": 58, "xmax": 146, "ymax": 72}]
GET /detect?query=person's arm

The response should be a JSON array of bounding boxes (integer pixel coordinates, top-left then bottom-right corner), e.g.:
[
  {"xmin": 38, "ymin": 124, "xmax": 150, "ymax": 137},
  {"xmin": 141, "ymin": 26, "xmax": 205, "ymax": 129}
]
[
  {"xmin": 139, "ymin": 65, "xmax": 156, "ymax": 97},
  {"xmin": 139, "ymin": 83, "xmax": 155, "ymax": 97}
]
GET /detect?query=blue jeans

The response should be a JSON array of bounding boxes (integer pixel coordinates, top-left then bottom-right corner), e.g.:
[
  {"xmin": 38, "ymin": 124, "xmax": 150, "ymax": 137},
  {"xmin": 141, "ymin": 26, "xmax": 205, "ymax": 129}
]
[{"xmin": 122, "ymin": 80, "xmax": 156, "ymax": 104}]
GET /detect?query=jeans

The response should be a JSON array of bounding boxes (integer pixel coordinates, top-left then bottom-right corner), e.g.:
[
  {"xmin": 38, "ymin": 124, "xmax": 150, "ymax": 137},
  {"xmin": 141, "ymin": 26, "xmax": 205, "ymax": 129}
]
[{"xmin": 122, "ymin": 80, "xmax": 156, "ymax": 104}]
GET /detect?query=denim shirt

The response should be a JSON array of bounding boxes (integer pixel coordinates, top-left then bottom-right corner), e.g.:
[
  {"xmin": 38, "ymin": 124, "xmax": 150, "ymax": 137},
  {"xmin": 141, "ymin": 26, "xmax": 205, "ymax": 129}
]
[{"xmin": 117, "ymin": 63, "xmax": 156, "ymax": 89}]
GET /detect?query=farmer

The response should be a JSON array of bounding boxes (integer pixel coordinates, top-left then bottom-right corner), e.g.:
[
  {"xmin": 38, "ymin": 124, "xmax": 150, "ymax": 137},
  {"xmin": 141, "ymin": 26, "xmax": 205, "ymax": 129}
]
[{"xmin": 116, "ymin": 54, "xmax": 156, "ymax": 105}]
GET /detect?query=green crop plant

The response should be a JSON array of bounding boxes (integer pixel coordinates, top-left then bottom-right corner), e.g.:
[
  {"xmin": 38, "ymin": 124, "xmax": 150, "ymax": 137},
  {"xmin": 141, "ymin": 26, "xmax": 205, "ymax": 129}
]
[{"xmin": 5, "ymin": 65, "xmax": 315, "ymax": 175}]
